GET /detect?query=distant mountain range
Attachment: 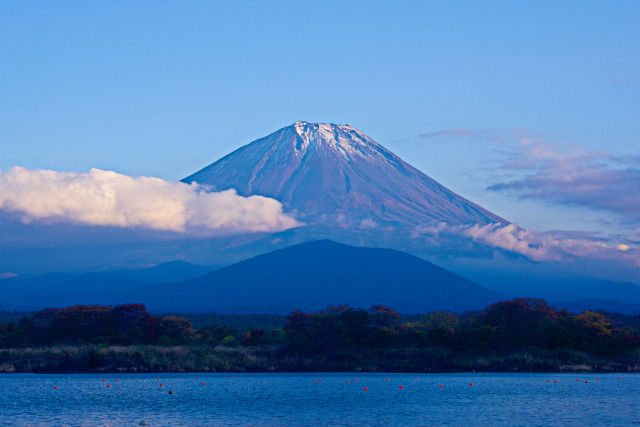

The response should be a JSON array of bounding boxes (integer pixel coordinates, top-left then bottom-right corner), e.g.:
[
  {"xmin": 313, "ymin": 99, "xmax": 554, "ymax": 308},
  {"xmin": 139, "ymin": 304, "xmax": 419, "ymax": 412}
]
[
  {"xmin": 1, "ymin": 240, "xmax": 501, "ymax": 313},
  {"xmin": 0, "ymin": 260, "xmax": 217, "ymax": 310},
  {"xmin": 3, "ymin": 240, "xmax": 640, "ymax": 314}
]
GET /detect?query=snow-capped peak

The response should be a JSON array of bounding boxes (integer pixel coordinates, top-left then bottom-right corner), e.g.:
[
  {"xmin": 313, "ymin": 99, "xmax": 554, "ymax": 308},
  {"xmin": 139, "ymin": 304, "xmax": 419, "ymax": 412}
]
[
  {"xmin": 183, "ymin": 122, "xmax": 508, "ymax": 228},
  {"xmin": 290, "ymin": 121, "xmax": 379, "ymax": 160}
]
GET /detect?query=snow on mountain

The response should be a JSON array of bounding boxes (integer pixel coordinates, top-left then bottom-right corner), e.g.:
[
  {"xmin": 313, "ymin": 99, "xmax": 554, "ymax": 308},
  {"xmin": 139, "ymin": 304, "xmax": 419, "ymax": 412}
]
[{"xmin": 183, "ymin": 121, "xmax": 507, "ymax": 229}]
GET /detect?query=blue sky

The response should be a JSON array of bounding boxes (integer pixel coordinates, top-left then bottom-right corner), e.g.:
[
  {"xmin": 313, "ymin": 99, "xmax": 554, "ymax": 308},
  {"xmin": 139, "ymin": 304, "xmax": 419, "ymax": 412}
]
[{"xmin": 1, "ymin": 1, "xmax": 639, "ymax": 243}]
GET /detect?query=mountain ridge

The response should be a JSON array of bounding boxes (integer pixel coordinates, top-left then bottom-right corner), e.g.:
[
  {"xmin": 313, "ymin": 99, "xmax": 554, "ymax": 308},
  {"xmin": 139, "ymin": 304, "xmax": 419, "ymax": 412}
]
[{"xmin": 3, "ymin": 240, "xmax": 640, "ymax": 313}]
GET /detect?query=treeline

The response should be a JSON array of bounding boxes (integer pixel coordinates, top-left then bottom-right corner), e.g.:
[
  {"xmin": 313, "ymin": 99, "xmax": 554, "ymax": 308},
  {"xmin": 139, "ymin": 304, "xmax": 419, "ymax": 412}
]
[
  {"xmin": 1, "ymin": 299, "xmax": 639, "ymax": 373},
  {"xmin": 0, "ymin": 304, "xmax": 195, "ymax": 347},
  {"xmin": 282, "ymin": 299, "xmax": 640, "ymax": 366}
]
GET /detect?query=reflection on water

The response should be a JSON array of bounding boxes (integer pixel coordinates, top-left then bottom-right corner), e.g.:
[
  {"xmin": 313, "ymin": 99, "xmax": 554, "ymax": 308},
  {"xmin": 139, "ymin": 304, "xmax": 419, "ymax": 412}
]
[{"xmin": 0, "ymin": 373, "xmax": 638, "ymax": 426}]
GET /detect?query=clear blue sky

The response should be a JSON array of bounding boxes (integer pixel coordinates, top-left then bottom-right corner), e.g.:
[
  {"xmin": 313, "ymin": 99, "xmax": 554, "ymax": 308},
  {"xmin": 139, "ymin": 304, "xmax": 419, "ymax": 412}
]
[{"xmin": 1, "ymin": 1, "xmax": 639, "ymax": 237}]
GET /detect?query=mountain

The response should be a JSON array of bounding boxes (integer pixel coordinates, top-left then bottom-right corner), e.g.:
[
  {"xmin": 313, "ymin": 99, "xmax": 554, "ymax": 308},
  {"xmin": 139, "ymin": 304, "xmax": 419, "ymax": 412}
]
[
  {"xmin": 183, "ymin": 121, "xmax": 507, "ymax": 229},
  {"xmin": 0, "ymin": 272, "xmax": 77, "ymax": 296},
  {"xmin": 0, "ymin": 261, "xmax": 217, "ymax": 310},
  {"xmin": 124, "ymin": 240, "xmax": 503, "ymax": 313},
  {"xmin": 116, "ymin": 260, "xmax": 216, "ymax": 284},
  {"xmin": 1, "ymin": 273, "xmax": 144, "ymax": 310},
  {"xmin": 52, "ymin": 273, "xmax": 144, "ymax": 292}
]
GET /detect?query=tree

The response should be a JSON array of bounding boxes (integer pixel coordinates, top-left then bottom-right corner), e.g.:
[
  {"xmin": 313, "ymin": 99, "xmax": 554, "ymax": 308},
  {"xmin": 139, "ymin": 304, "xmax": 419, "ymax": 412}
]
[
  {"xmin": 575, "ymin": 311, "xmax": 615, "ymax": 337},
  {"xmin": 112, "ymin": 304, "xmax": 156, "ymax": 343},
  {"xmin": 240, "ymin": 327, "xmax": 267, "ymax": 347},
  {"xmin": 156, "ymin": 316, "xmax": 195, "ymax": 344},
  {"xmin": 369, "ymin": 305, "xmax": 400, "ymax": 328},
  {"xmin": 50, "ymin": 305, "xmax": 114, "ymax": 344}
]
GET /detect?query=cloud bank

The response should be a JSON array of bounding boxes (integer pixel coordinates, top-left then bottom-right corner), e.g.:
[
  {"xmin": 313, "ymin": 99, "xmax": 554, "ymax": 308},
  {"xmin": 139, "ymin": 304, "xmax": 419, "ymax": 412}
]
[
  {"xmin": 413, "ymin": 221, "xmax": 637, "ymax": 264},
  {"xmin": 0, "ymin": 167, "xmax": 301, "ymax": 233}
]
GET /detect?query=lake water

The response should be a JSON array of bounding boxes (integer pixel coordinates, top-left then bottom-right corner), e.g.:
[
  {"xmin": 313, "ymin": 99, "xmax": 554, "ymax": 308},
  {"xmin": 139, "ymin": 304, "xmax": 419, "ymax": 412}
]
[{"xmin": 0, "ymin": 372, "xmax": 638, "ymax": 426}]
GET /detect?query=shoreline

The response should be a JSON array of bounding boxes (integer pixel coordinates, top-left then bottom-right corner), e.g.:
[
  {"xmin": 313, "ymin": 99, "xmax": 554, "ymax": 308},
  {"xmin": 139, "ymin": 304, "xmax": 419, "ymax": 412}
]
[{"xmin": 1, "ymin": 344, "xmax": 638, "ymax": 375}]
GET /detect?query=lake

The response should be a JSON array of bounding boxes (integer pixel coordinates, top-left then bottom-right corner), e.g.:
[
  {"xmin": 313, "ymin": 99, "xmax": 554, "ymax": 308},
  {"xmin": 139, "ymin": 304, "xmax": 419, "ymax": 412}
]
[{"xmin": 0, "ymin": 372, "xmax": 638, "ymax": 426}]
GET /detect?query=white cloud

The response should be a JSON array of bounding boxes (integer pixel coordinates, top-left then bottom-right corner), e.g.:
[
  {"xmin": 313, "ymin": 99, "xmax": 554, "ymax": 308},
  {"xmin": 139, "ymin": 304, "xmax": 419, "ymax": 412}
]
[
  {"xmin": 460, "ymin": 223, "xmax": 606, "ymax": 262},
  {"xmin": 413, "ymin": 221, "xmax": 638, "ymax": 264},
  {"xmin": 359, "ymin": 218, "xmax": 378, "ymax": 229},
  {"xmin": 0, "ymin": 167, "xmax": 301, "ymax": 234},
  {"xmin": 410, "ymin": 222, "xmax": 448, "ymax": 238}
]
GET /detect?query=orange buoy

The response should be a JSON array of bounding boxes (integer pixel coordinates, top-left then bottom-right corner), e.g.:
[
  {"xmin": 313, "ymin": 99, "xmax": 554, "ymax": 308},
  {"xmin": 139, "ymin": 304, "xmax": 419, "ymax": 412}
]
[
  {"xmin": 364, "ymin": 387, "xmax": 369, "ymax": 391},
  {"xmin": 415, "ymin": 377, "xmax": 418, "ymax": 380},
  {"xmin": 115, "ymin": 379, "xmax": 119, "ymax": 382},
  {"xmin": 102, "ymin": 379, "xmax": 106, "ymax": 382},
  {"xmin": 106, "ymin": 385, "xmax": 111, "ymax": 388},
  {"xmin": 319, "ymin": 379, "xmax": 322, "ymax": 382},
  {"xmin": 576, "ymin": 379, "xmax": 580, "ymax": 382},
  {"xmin": 157, "ymin": 378, "xmax": 160, "ymax": 381},
  {"xmin": 346, "ymin": 380, "xmax": 349, "ymax": 383},
  {"xmin": 385, "ymin": 378, "xmax": 389, "ymax": 381},
  {"xmin": 585, "ymin": 380, "xmax": 588, "ymax": 383},
  {"xmin": 553, "ymin": 380, "xmax": 558, "ymax": 383},
  {"xmin": 53, "ymin": 386, "xmax": 58, "ymax": 390},
  {"xmin": 354, "ymin": 379, "xmax": 358, "ymax": 382},
  {"xmin": 439, "ymin": 384, "xmax": 443, "ymax": 388},
  {"xmin": 399, "ymin": 385, "xmax": 403, "ymax": 389},
  {"xmin": 469, "ymin": 383, "xmax": 473, "ymax": 386},
  {"xmin": 232, "ymin": 377, "xmax": 236, "ymax": 379},
  {"xmin": 201, "ymin": 382, "xmax": 206, "ymax": 385},
  {"xmin": 159, "ymin": 383, "xmax": 164, "ymax": 387},
  {"xmin": 169, "ymin": 391, "xmax": 173, "ymax": 395},
  {"xmin": 196, "ymin": 377, "xmax": 199, "ymax": 380},
  {"xmin": 618, "ymin": 377, "xmax": 621, "ymax": 380},
  {"xmin": 597, "ymin": 378, "xmax": 600, "ymax": 381},
  {"xmin": 313, "ymin": 380, "xmax": 317, "ymax": 383},
  {"xmin": 547, "ymin": 380, "xmax": 550, "ymax": 382}
]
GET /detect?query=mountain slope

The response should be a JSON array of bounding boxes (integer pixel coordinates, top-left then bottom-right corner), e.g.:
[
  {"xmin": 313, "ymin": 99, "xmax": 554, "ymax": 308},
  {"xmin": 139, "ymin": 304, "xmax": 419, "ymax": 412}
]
[
  {"xmin": 183, "ymin": 121, "xmax": 507, "ymax": 228},
  {"xmin": 0, "ymin": 261, "xmax": 216, "ymax": 310},
  {"xmin": 123, "ymin": 261, "xmax": 215, "ymax": 284},
  {"xmin": 127, "ymin": 240, "xmax": 503, "ymax": 313}
]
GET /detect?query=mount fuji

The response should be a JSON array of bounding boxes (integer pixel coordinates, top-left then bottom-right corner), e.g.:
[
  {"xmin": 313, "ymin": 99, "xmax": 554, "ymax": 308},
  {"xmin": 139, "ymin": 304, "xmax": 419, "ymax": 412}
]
[{"xmin": 183, "ymin": 121, "xmax": 507, "ymax": 230}]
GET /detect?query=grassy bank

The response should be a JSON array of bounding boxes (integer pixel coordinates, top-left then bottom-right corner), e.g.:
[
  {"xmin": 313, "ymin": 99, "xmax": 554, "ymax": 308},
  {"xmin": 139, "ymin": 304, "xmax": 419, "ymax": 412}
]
[{"xmin": 1, "ymin": 344, "xmax": 638, "ymax": 374}]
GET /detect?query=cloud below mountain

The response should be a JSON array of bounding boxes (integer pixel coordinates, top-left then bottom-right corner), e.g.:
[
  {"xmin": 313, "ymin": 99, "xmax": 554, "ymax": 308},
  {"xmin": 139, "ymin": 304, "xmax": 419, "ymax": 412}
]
[
  {"xmin": 0, "ymin": 167, "xmax": 300, "ymax": 233},
  {"xmin": 413, "ymin": 222, "xmax": 636, "ymax": 264},
  {"xmin": 460, "ymin": 223, "xmax": 633, "ymax": 263}
]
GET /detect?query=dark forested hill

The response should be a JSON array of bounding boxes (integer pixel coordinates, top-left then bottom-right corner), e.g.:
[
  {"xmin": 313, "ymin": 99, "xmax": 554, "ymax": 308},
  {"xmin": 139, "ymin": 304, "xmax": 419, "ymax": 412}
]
[{"xmin": 128, "ymin": 240, "xmax": 502, "ymax": 313}]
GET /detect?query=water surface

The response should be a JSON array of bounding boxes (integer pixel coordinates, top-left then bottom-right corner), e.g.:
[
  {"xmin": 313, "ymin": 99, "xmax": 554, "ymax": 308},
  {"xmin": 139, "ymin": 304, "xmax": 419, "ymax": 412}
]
[{"xmin": 0, "ymin": 372, "xmax": 638, "ymax": 426}]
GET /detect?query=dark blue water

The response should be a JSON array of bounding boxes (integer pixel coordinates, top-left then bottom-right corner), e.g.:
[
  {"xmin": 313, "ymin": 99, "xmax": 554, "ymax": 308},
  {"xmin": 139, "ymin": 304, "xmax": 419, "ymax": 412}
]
[{"xmin": 0, "ymin": 372, "xmax": 638, "ymax": 426}]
